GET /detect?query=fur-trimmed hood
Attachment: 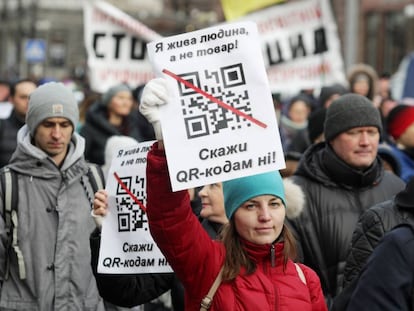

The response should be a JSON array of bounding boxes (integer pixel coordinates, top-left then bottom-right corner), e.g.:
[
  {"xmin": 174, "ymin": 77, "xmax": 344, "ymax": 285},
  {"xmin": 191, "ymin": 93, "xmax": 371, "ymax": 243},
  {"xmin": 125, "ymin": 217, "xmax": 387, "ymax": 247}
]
[
  {"xmin": 347, "ymin": 63, "xmax": 378, "ymax": 100},
  {"xmin": 283, "ymin": 177, "xmax": 305, "ymax": 219}
]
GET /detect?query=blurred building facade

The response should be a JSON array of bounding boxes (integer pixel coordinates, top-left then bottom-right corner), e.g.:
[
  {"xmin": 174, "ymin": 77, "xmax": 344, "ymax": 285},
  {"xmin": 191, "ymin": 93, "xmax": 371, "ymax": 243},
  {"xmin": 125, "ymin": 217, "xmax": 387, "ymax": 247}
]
[{"xmin": 0, "ymin": 0, "xmax": 413, "ymax": 86}]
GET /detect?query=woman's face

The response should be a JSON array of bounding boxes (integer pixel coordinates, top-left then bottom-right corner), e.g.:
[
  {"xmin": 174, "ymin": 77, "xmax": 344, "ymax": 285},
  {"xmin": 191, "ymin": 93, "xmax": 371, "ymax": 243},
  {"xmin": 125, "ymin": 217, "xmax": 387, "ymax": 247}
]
[
  {"xmin": 352, "ymin": 79, "xmax": 370, "ymax": 97},
  {"xmin": 199, "ymin": 183, "xmax": 227, "ymax": 224},
  {"xmin": 288, "ymin": 100, "xmax": 311, "ymax": 124},
  {"xmin": 233, "ymin": 195, "xmax": 285, "ymax": 245},
  {"xmin": 108, "ymin": 90, "xmax": 133, "ymax": 116}
]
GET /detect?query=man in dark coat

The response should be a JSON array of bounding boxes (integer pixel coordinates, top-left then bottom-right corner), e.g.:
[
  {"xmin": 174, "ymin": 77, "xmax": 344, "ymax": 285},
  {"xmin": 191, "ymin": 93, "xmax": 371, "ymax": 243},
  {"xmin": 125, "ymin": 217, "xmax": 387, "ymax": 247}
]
[
  {"xmin": 0, "ymin": 79, "xmax": 37, "ymax": 168},
  {"xmin": 346, "ymin": 223, "xmax": 414, "ymax": 310},
  {"xmin": 331, "ymin": 176, "xmax": 414, "ymax": 311},
  {"xmin": 287, "ymin": 93, "xmax": 405, "ymax": 307}
]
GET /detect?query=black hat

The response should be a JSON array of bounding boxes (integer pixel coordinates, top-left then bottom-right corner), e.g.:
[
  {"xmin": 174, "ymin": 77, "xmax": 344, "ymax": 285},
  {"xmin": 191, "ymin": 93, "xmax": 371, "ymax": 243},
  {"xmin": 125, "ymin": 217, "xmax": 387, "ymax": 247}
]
[
  {"xmin": 319, "ymin": 84, "xmax": 348, "ymax": 107},
  {"xmin": 308, "ymin": 108, "xmax": 327, "ymax": 143},
  {"xmin": 324, "ymin": 94, "xmax": 382, "ymax": 141}
]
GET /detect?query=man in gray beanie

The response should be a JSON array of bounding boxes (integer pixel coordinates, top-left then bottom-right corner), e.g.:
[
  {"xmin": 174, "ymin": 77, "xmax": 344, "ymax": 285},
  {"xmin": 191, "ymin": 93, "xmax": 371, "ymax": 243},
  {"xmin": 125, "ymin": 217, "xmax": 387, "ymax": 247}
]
[
  {"xmin": 286, "ymin": 93, "xmax": 405, "ymax": 308},
  {"xmin": 324, "ymin": 93, "xmax": 382, "ymax": 142},
  {"xmin": 0, "ymin": 82, "xmax": 105, "ymax": 310},
  {"xmin": 26, "ymin": 81, "xmax": 79, "ymax": 137}
]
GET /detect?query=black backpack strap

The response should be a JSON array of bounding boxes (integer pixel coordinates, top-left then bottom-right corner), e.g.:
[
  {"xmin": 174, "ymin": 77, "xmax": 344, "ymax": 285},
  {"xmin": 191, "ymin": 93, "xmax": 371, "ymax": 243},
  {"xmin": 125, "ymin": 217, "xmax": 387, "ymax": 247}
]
[
  {"xmin": 80, "ymin": 163, "xmax": 105, "ymax": 211},
  {"xmin": 0, "ymin": 167, "xmax": 26, "ymax": 280},
  {"xmin": 87, "ymin": 163, "xmax": 105, "ymax": 194}
]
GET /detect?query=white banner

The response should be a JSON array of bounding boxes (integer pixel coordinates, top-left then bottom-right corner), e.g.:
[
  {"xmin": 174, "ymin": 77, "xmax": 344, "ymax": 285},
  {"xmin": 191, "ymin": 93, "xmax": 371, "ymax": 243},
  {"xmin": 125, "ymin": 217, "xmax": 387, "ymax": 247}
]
[
  {"xmin": 83, "ymin": 0, "xmax": 162, "ymax": 93},
  {"xmin": 97, "ymin": 140, "xmax": 172, "ymax": 274},
  {"xmin": 147, "ymin": 21, "xmax": 286, "ymax": 191},
  {"xmin": 239, "ymin": 0, "xmax": 347, "ymax": 94}
]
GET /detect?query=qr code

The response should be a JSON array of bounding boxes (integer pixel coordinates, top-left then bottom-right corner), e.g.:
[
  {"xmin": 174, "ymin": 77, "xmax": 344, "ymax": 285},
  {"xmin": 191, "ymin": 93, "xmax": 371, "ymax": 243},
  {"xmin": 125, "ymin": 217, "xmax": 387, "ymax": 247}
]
[
  {"xmin": 177, "ymin": 63, "xmax": 252, "ymax": 139},
  {"xmin": 115, "ymin": 175, "xmax": 147, "ymax": 232}
]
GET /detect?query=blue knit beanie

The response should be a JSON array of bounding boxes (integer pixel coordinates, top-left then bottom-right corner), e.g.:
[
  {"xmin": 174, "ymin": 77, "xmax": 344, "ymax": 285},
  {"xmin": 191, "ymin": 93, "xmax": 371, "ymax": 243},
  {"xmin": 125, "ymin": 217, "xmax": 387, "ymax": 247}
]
[
  {"xmin": 223, "ymin": 171, "xmax": 286, "ymax": 219},
  {"xmin": 101, "ymin": 84, "xmax": 131, "ymax": 106}
]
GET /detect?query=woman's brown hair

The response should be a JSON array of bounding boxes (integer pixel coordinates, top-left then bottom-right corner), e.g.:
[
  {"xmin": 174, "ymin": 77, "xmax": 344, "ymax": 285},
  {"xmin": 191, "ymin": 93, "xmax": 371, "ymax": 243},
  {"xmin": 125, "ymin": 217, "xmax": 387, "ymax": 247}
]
[{"xmin": 219, "ymin": 222, "xmax": 297, "ymax": 282}]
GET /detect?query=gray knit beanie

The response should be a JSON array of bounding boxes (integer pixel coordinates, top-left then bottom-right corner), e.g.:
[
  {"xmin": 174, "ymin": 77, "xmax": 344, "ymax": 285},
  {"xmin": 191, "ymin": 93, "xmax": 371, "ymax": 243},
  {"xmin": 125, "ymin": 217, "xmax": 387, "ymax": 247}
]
[
  {"xmin": 26, "ymin": 82, "xmax": 79, "ymax": 136},
  {"xmin": 324, "ymin": 93, "xmax": 382, "ymax": 141},
  {"xmin": 101, "ymin": 84, "xmax": 131, "ymax": 106}
]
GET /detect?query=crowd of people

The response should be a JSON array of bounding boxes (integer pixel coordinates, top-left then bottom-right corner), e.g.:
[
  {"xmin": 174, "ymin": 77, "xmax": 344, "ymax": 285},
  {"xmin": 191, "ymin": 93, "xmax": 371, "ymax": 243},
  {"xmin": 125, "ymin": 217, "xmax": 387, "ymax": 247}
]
[{"xmin": 0, "ymin": 58, "xmax": 413, "ymax": 311}]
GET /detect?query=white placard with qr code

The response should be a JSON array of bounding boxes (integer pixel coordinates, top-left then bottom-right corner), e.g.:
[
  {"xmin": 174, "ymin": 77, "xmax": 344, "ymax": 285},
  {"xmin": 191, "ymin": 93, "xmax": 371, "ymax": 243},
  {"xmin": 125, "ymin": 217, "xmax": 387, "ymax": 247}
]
[
  {"xmin": 147, "ymin": 21, "xmax": 285, "ymax": 191},
  {"xmin": 97, "ymin": 140, "xmax": 172, "ymax": 274}
]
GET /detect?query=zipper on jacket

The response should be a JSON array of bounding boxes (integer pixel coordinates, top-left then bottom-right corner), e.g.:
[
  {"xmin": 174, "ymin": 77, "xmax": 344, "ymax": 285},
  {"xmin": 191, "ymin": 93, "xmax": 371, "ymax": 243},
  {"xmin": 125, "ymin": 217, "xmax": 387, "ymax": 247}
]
[{"xmin": 270, "ymin": 244, "xmax": 275, "ymax": 267}]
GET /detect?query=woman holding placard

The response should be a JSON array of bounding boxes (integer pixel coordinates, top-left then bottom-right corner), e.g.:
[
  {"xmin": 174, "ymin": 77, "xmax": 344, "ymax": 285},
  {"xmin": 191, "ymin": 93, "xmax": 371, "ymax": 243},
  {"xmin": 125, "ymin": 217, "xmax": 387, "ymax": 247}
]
[{"xmin": 133, "ymin": 78, "xmax": 328, "ymax": 310}]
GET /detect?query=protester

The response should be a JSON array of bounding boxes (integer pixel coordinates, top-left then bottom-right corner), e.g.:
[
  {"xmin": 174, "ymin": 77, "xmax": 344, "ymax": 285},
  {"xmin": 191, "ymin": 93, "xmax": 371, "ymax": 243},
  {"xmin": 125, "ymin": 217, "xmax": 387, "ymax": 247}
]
[
  {"xmin": 90, "ymin": 182, "xmax": 224, "ymax": 311},
  {"xmin": 91, "ymin": 145, "xmax": 227, "ymax": 311},
  {"xmin": 346, "ymin": 223, "xmax": 414, "ymax": 310},
  {"xmin": 384, "ymin": 104, "xmax": 414, "ymax": 182},
  {"xmin": 198, "ymin": 182, "xmax": 228, "ymax": 238},
  {"xmin": 319, "ymin": 83, "xmax": 348, "ymax": 109},
  {"xmin": 287, "ymin": 83, "xmax": 347, "ymax": 155},
  {"xmin": 0, "ymin": 80, "xmax": 12, "ymax": 119},
  {"xmin": 91, "ymin": 135, "xmax": 178, "ymax": 311},
  {"xmin": 91, "ymin": 138, "xmax": 228, "ymax": 310},
  {"xmin": 0, "ymin": 82, "xmax": 104, "ymax": 310},
  {"xmin": 279, "ymin": 94, "xmax": 312, "ymax": 152},
  {"xmin": 80, "ymin": 83, "xmax": 155, "ymax": 165},
  {"xmin": 76, "ymin": 90, "xmax": 100, "ymax": 133},
  {"xmin": 0, "ymin": 78, "xmax": 37, "ymax": 167},
  {"xmin": 332, "ymin": 176, "xmax": 414, "ymax": 311},
  {"xmin": 129, "ymin": 78, "xmax": 328, "ymax": 310},
  {"xmin": 90, "ymin": 190, "xmax": 176, "ymax": 310},
  {"xmin": 347, "ymin": 63, "xmax": 378, "ymax": 102},
  {"xmin": 287, "ymin": 93, "xmax": 406, "ymax": 306}
]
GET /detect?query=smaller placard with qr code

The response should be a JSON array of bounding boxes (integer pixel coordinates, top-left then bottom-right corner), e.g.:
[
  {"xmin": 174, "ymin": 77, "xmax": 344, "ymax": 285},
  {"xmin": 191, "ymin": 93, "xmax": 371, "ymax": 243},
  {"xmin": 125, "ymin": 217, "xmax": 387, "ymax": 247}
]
[
  {"xmin": 147, "ymin": 21, "xmax": 285, "ymax": 191},
  {"xmin": 98, "ymin": 140, "xmax": 172, "ymax": 274}
]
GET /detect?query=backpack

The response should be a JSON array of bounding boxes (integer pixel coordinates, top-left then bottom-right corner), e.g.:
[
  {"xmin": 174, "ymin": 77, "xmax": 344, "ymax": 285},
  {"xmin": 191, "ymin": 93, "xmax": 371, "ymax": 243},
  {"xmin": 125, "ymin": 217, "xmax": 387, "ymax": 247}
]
[{"xmin": 0, "ymin": 163, "xmax": 105, "ymax": 280}]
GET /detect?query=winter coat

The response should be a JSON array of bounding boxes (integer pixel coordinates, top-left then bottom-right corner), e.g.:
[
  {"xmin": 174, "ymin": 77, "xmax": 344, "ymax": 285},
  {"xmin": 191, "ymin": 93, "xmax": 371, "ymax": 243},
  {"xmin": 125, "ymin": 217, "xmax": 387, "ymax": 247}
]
[
  {"xmin": 0, "ymin": 125, "xmax": 104, "ymax": 310},
  {"xmin": 0, "ymin": 110, "xmax": 25, "ymax": 168},
  {"xmin": 332, "ymin": 197, "xmax": 414, "ymax": 310},
  {"xmin": 145, "ymin": 143, "xmax": 327, "ymax": 311},
  {"xmin": 388, "ymin": 144, "xmax": 414, "ymax": 183},
  {"xmin": 328, "ymin": 177, "xmax": 414, "ymax": 310},
  {"xmin": 89, "ymin": 228, "xmax": 175, "ymax": 308},
  {"xmin": 80, "ymin": 102, "xmax": 155, "ymax": 165},
  {"xmin": 346, "ymin": 224, "xmax": 414, "ymax": 311},
  {"xmin": 342, "ymin": 186, "xmax": 414, "ymax": 288},
  {"xmin": 287, "ymin": 142, "xmax": 405, "ymax": 302}
]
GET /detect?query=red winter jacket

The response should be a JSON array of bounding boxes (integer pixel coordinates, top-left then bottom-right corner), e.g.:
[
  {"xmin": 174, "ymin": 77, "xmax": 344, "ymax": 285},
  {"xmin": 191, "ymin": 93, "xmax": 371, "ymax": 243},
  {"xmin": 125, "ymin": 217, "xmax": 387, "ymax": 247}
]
[{"xmin": 146, "ymin": 144, "xmax": 327, "ymax": 311}]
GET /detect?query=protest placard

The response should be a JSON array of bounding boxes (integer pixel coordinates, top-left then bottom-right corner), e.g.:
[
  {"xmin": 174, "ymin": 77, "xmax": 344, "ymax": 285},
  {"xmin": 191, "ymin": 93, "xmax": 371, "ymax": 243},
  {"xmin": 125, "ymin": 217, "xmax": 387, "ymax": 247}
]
[
  {"xmin": 83, "ymin": 0, "xmax": 161, "ymax": 92},
  {"xmin": 97, "ymin": 140, "xmax": 172, "ymax": 274},
  {"xmin": 147, "ymin": 21, "xmax": 286, "ymax": 192},
  {"xmin": 239, "ymin": 0, "xmax": 346, "ymax": 94}
]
